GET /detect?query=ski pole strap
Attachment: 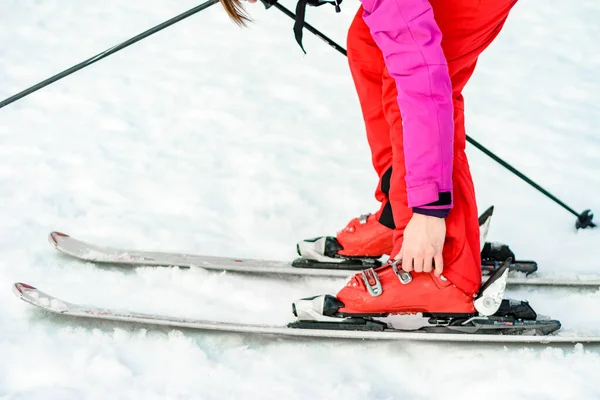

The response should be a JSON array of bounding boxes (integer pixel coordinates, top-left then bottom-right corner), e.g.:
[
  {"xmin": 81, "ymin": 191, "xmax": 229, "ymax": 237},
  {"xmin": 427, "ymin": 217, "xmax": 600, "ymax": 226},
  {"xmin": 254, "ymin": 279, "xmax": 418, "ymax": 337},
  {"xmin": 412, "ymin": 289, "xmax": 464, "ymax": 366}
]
[
  {"xmin": 267, "ymin": 1, "xmax": 348, "ymax": 56},
  {"xmin": 293, "ymin": 0, "xmax": 341, "ymax": 53}
]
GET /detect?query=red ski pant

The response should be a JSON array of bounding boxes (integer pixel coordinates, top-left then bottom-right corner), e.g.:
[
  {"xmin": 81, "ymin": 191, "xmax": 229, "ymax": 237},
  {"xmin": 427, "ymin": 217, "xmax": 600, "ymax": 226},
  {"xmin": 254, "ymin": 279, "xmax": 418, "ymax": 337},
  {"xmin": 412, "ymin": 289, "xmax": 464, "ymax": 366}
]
[{"xmin": 347, "ymin": 0, "xmax": 517, "ymax": 295}]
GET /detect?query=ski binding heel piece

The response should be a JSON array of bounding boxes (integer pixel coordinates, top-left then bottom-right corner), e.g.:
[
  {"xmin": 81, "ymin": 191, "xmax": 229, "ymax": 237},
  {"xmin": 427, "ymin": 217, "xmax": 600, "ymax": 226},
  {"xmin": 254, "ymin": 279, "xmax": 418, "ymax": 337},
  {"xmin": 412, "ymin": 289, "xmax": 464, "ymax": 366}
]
[{"xmin": 474, "ymin": 258, "xmax": 510, "ymax": 316}]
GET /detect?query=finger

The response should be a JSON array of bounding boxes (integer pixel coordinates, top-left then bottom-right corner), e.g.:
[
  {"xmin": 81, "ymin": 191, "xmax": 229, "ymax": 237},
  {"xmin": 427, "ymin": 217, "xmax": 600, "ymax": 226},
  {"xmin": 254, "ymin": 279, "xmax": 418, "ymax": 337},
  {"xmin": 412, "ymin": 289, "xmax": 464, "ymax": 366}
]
[
  {"xmin": 394, "ymin": 249, "xmax": 403, "ymax": 263},
  {"xmin": 423, "ymin": 255, "xmax": 433, "ymax": 274},
  {"xmin": 392, "ymin": 249, "xmax": 404, "ymax": 264},
  {"xmin": 434, "ymin": 253, "xmax": 444, "ymax": 277},
  {"xmin": 402, "ymin": 256, "xmax": 413, "ymax": 272},
  {"xmin": 413, "ymin": 257, "xmax": 424, "ymax": 273}
]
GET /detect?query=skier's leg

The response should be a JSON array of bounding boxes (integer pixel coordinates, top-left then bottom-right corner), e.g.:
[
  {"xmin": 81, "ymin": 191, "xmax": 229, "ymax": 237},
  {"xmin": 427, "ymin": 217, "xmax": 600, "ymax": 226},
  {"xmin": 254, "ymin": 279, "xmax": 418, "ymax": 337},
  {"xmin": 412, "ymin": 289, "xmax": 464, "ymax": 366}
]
[
  {"xmin": 423, "ymin": 0, "xmax": 519, "ymax": 292},
  {"xmin": 333, "ymin": 7, "xmax": 394, "ymax": 257},
  {"xmin": 347, "ymin": 6, "xmax": 390, "ymax": 187},
  {"xmin": 335, "ymin": 0, "xmax": 518, "ymax": 314}
]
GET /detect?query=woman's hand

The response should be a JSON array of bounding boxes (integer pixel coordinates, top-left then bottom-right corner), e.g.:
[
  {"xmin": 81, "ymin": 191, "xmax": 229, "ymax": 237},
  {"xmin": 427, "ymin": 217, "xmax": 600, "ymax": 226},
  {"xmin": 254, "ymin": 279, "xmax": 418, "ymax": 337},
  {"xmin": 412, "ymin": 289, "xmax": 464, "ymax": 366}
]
[{"xmin": 396, "ymin": 213, "xmax": 445, "ymax": 276}]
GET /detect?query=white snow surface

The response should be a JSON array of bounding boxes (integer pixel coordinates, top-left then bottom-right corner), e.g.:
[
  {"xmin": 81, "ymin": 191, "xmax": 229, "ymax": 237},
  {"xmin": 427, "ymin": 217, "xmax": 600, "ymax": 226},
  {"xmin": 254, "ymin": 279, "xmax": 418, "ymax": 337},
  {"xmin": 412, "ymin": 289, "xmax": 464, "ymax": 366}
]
[{"xmin": 1, "ymin": 0, "xmax": 600, "ymax": 398}]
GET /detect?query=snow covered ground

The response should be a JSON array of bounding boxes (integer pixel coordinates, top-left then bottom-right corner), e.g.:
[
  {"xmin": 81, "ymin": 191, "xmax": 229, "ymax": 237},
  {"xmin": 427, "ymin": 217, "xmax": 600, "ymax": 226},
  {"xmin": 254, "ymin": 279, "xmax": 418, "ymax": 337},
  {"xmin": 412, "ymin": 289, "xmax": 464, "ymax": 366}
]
[{"xmin": 1, "ymin": 0, "xmax": 600, "ymax": 398}]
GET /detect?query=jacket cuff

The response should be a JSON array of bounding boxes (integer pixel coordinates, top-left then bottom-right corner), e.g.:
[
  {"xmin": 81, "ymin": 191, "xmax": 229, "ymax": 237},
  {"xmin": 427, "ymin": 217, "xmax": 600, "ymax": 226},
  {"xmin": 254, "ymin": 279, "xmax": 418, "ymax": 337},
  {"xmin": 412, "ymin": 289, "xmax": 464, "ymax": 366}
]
[
  {"xmin": 406, "ymin": 183, "xmax": 453, "ymax": 208},
  {"xmin": 413, "ymin": 207, "xmax": 450, "ymax": 218}
]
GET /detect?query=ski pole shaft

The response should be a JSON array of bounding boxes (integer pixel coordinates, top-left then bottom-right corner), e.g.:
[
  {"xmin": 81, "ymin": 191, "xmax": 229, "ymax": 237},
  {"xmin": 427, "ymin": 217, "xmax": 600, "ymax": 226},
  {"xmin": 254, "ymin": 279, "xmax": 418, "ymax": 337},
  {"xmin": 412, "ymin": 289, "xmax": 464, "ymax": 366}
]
[
  {"xmin": 466, "ymin": 136, "xmax": 580, "ymax": 216},
  {"xmin": 0, "ymin": 0, "xmax": 220, "ymax": 110}
]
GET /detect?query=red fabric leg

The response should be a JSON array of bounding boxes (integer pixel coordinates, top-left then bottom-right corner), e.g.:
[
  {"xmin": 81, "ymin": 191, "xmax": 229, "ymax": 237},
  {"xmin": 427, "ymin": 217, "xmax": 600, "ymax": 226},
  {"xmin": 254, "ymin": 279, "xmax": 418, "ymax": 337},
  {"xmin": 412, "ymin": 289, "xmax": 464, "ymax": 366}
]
[
  {"xmin": 347, "ymin": 0, "xmax": 517, "ymax": 295},
  {"xmin": 347, "ymin": 10, "xmax": 393, "ymax": 223}
]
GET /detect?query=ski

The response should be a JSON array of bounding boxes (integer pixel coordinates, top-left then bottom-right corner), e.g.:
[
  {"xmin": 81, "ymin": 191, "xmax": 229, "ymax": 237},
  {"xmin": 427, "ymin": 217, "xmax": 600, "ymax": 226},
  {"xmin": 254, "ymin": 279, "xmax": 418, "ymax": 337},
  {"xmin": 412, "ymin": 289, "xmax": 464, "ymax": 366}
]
[
  {"xmin": 49, "ymin": 231, "xmax": 600, "ymax": 288},
  {"xmin": 293, "ymin": 205, "xmax": 537, "ymax": 275},
  {"xmin": 13, "ymin": 282, "xmax": 599, "ymax": 344}
]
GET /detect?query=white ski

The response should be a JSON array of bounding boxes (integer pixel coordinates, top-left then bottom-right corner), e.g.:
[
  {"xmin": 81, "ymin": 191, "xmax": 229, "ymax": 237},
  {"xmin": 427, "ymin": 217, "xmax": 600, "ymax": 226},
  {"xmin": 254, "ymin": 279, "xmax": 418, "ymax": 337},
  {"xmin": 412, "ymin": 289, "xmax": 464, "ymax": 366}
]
[
  {"xmin": 49, "ymin": 232, "xmax": 600, "ymax": 288},
  {"xmin": 13, "ymin": 282, "xmax": 600, "ymax": 344}
]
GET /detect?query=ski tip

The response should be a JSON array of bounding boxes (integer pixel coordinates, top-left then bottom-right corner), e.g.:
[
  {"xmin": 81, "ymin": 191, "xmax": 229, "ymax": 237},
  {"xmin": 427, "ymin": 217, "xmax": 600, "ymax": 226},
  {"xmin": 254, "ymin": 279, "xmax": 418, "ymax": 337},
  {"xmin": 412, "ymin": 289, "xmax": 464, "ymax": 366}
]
[
  {"xmin": 13, "ymin": 282, "xmax": 36, "ymax": 295},
  {"xmin": 48, "ymin": 231, "xmax": 69, "ymax": 247}
]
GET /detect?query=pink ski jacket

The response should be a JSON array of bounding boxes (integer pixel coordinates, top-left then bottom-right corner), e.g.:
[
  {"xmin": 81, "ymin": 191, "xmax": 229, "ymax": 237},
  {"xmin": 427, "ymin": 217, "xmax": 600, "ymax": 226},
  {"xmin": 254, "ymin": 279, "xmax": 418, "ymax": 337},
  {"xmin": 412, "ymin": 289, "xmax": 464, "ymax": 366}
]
[{"xmin": 361, "ymin": 0, "xmax": 454, "ymax": 211}]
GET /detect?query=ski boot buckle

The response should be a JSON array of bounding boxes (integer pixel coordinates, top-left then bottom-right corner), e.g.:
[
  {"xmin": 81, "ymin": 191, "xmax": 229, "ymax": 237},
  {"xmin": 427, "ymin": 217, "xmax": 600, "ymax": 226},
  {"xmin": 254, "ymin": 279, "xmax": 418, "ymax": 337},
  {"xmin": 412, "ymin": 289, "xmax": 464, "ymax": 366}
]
[
  {"xmin": 389, "ymin": 260, "xmax": 412, "ymax": 284},
  {"xmin": 359, "ymin": 213, "xmax": 370, "ymax": 224},
  {"xmin": 361, "ymin": 268, "xmax": 382, "ymax": 297}
]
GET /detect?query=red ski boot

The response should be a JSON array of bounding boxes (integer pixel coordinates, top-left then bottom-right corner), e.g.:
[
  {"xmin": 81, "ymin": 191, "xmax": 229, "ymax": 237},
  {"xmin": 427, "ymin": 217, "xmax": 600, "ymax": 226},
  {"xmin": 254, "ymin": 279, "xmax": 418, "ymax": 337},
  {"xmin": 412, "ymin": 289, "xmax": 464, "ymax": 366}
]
[
  {"xmin": 290, "ymin": 260, "xmax": 561, "ymax": 336},
  {"xmin": 295, "ymin": 214, "xmax": 393, "ymax": 267},
  {"xmin": 335, "ymin": 214, "xmax": 393, "ymax": 257},
  {"xmin": 336, "ymin": 262, "xmax": 476, "ymax": 315}
]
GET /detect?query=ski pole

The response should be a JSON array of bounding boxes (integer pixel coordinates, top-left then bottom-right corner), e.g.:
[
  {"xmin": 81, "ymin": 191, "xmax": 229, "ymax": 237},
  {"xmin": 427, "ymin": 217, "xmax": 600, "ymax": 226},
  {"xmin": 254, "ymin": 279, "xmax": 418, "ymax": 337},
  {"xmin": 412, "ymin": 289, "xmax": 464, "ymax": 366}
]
[
  {"xmin": 0, "ymin": 0, "xmax": 220, "ymax": 110},
  {"xmin": 467, "ymin": 136, "xmax": 596, "ymax": 229},
  {"xmin": 271, "ymin": 1, "xmax": 595, "ymax": 230}
]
